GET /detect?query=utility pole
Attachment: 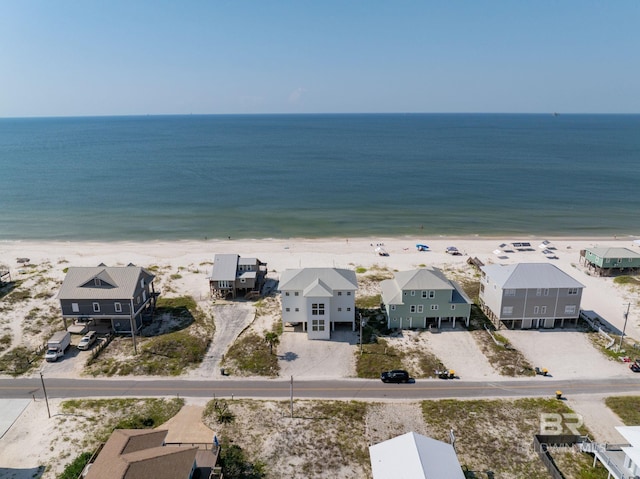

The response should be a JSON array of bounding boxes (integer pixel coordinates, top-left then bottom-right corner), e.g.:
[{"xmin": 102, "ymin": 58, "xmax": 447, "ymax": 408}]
[
  {"xmin": 619, "ymin": 303, "xmax": 630, "ymax": 351},
  {"xmin": 359, "ymin": 315, "xmax": 366, "ymax": 356},
  {"xmin": 290, "ymin": 376, "xmax": 294, "ymax": 418},
  {"xmin": 39, "ymin": 372, "xmax": 51, "ymax": 419}
]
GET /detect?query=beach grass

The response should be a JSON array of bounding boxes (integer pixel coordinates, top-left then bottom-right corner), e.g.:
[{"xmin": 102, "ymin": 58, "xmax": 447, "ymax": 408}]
[
  {"xmin": 222, "ymin": 331, "xmax": 280, "ymax": 377},
  {"xmin": 86, "ymin": 295, "xmax": 213, "ymax": 376},
  {"xmin": 605, "ymin": 396, "xmax": 640, "ymax": 425}
]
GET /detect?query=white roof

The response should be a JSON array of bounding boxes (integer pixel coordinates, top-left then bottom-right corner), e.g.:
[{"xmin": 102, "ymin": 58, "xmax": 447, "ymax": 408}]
[
  {"xmin": 279, "ymin": 268, "xmax": 357, "ymax": 292},
  {"xmin": 480, "ymin": 263, "xmax": 584, "ymax": 289},
  {"xmin": 617, "ymin": 426, "xmax": 640, "ymax": 448},
  {"xmin": 369, "ymin": 432, "xmax": 465, "ymax": 479}
]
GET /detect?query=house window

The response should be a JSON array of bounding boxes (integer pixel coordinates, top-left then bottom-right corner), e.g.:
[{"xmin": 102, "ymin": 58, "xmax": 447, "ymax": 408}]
[
  {"xmin": 568, "ymin": 288, "xmax": 578, "ymax": 295},
  {"xmin": 136, "ymin": 296, "xmax": 141, "ymax": 305},
  {"xmin": 286, "ymin": 308, "xmax": 290, "ymax": 312},
  {"xmin": 429, "ymin": 290, "xmax": 435, "ymax": 299},
  {"xmin": 94, "ymin": 278, "xmax": 101, "ymax": 286},
  {"xmin": 430, "ymin": 304, "xmax": 439, "ymax": 311},
  {"xmin": 294, "ymin": 292, "xmax": 299, "ymax": 296},
  {"xmin": 417, "ymin": 305, "xmax": 423, "ymax": 313},
  {"xmin": 312, "ymin": 303, "xmax": 325, "ymax": 315},
  {"xmin": 72, "ymin": 303, "xmax": 79, "ymax": 313},
  {"xmin": 285, "ymin": 292, "xmax": 290, "ymax": 296},
  {"xmin": 565, "ymin": 305, "xmax": 576, "ymax": 314},
  {"xmin": 312, "ymin": 319, "xmax": 325, "ymax": 331},
  {"xmin": 411, "ymin": 290, "xmax": 415, "ymax": 296},
  {"xmin": 240, "ymin": 278, "xmax": 246, "ymax": 283},
  {"xmin": 451, "ymin": 305, "xmax": 456, "ymax": 310},
  {"xmin": 219, "ymin": 280, "xmax": 230, "ymax": 289},
  {"xmin": 505, "ymin": 289, "xmax": 516, "ymax": 296},
  {"xmin": 338, "ymin": 307, "xmax": 342, "ymax": 312},
  {"xmin": 502, "ymin": 306, "xmax": 513, "ymax": 315},
  {"xmin": 92, "ymin": 302, "xmax": 100, "ymax": 313},
  {"xmin": 115, "ymin": 302, "xmax": 122, "ymax": 313},
  {"xmin": 533, "ymin": 306, "xmax": 540, "ymax": 314},
  {"xmin": 338, "ymin": 292, "xmax": 342, "ymax": 296},
  {"xmin": 605, "ymin": 258, "xmax": 610, "ymax": 263},
  {"xmin": 295, "ymin": 308, "xmax": 299, "ymax": 312},
  {"xmin": 422, "ymin": 291, "xmax": 427, "ymax": 298},
  {"xmin": 347, "ymin": 292, "xmax": 351, "ymax": 296},
  {"xmin": 541, "ymin": 306, "xmax": 547, "ymax": 314},
  {"xmin": 391, "ymin": 305, "xmax": 396, "ymax": 311},
  {"xmin": 536, "ymin": 289, "xmax": 542, "ymax": 296},
  {"xmin": 543, "ymin": 289, "xmax": 549, "ymax": 296},
  {"xmin": 410, "ymin": 305, "xmax": 417, "ymax": 313},
  {"xmin": 347, "ymin": 307, "xmax": 351, "ymax": 312},
  {"xmin": 140, "ymin": 279, "xmax": 145, "ymax": 288}
]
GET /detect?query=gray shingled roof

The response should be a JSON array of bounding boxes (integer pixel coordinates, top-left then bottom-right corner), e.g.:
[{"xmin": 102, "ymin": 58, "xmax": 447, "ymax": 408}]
[
  {"xmin": 57, "ymin": 266, "xmax": 154, "ymax": 300},
  {"xmin": 279, "ymin": 268, "xmax": 357, "ymax": 291},
  {"xmin": 380, "ymin": 268, "xmax": 457, "ymax": 306},
  {"xmin": 481, "ymin": 263, "xmax": 584, "ymax": 289}
]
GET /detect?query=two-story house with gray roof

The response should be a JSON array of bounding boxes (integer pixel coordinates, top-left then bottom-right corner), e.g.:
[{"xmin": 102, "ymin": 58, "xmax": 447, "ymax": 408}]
[
  {"xmin": 279, "ymin": 268, "xmax": 357, "ymax": 340},
  {"xmin": 380, "ymin": 268, "xmax": 472, "ymax": 330},
  {"xmin": 479, "ymin": 263, "xmax": 584, "ymax": 329},
  {"xmin": 58, "ymin": 264, "xmax": 157, "ymax": 334},
  {"xmin": 208, "ymin": 254, "xmax": 267, "ymax": 299},
  {"xmin": 580, "ymin": 247, "xmax": 640, "ymax": 276}
]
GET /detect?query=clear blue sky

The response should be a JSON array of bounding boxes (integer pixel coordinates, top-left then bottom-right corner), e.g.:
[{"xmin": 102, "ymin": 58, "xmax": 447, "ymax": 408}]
[{"xmin": 1, "ymin": 1, "xmax": 638, "ymax": 117}]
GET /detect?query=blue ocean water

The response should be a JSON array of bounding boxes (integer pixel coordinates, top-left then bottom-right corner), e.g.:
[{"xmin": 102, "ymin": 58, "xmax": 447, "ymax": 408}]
[{"xmin": 1, "ymin": 114, "xmax": 639, "ymax": 241}]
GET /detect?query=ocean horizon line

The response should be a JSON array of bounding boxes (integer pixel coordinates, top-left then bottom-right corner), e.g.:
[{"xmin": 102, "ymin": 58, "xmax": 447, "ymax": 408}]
[{"xmin": 2, "ymin": 112, "xmax": 640, "ymax": 121}]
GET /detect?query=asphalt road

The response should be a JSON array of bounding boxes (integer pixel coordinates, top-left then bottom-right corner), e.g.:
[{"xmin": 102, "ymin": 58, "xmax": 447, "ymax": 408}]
[{"xmin": 0, "ymin": 376, "xmax": 638, "ymax": 401}]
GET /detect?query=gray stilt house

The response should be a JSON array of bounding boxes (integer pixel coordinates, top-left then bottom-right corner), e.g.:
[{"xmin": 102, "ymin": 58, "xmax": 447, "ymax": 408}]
[
  {"xmin": 380, "ymin": 268, "xmax": 472, "ymax": 330},
  {"xmin": 58, "ymin": 265, "xmax": 158, "ymax": 334},
  {"xmin": 208, "ymin": 254, "xmax": 267, "ymax": 299},
  {"xmin": 479, "ymin": 263, "xmax": 584, "ymax": 329}
]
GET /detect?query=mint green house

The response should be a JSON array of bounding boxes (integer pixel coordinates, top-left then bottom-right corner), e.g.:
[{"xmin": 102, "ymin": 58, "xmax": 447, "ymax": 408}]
[
  {"xmin": 380, "ymin": 268, "xmax": 472, "ymax": 329},
  {"xmin": 580, "ymin": 247, "xmax": 640, "ymax": 276}
]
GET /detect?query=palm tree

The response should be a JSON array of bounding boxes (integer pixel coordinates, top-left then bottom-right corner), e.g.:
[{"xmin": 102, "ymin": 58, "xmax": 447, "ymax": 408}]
[{"xmin": 264, "ymin": 331, "xmax": 280, "ymax": 355}]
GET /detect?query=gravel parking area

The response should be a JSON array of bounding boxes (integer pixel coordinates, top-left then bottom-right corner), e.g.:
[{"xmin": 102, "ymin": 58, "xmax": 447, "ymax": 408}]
[
  {"xmin": 500, "ymin": 329, "xmax": 629, "ymax": 379},
  {"xmin": 277, "ymin": 325, "xmax": 357, "ymax": 379},
  {"xmin": 424, "ymin": 328, "xmax": 502, "ymax": 380}
]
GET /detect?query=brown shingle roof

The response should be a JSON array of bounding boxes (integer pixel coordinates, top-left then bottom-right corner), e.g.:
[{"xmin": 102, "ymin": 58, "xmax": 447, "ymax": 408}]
[{"xmin": 85, "ymin": 429, "xmax": 197, "ymax": 479}]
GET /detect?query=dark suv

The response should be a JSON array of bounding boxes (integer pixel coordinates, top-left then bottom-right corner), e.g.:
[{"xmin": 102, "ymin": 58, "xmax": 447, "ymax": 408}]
[{"xmin": 380, "ymin": 370, "xmax": 410, "ymax": 383}]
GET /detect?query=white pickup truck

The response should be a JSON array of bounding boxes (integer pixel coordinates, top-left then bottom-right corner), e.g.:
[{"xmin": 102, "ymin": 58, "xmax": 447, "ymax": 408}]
[{"xmin": 45, "ymin": 331, "xmax": 71, "ymax": 362}]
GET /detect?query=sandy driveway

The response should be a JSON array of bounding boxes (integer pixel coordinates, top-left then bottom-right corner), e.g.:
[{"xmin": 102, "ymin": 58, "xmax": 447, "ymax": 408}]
[
  {"xmin": 500, "ymin": 329, "xmax": 630, "ymax": 380},
  {"xmin": 277, "ymin": 326, "xmax": 357, "ymax": 379},
  {"xmin": 187, "ymin": 302, "xmax": 255, "ymax": 378}
]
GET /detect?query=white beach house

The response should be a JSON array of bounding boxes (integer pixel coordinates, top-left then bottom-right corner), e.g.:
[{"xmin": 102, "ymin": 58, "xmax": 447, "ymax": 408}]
[{"xmin": 279, "ymin": 268, "xmax": 357, "ymax": 340}]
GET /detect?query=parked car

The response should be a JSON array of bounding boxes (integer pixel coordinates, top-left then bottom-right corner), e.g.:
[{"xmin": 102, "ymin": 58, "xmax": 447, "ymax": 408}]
[
  {"xmin": 380, "ymin": 370, "xmax": 410, "ymax": 383},
  {"xmin": 77, "ymin": 331, "xmax": 97, "ymax": 350}
]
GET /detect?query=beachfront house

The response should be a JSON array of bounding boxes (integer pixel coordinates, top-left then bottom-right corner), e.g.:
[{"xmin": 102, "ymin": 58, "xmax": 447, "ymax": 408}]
[
  {"xmin": 279, "ymin": 268, "xmax": 357, "ymax": 340},
  {"xmin": 83, "ymin": 429, "xmax": 216, "ymax": 479},
  {"xmin": 479, "ymin": 263, "xmax": 584, "ymax": 329},
  {"xmin": 58, "ymin": 265, "xmax": 157, "ymax": 334},
  {"xmin": 369, "ymin": 432, "xmax": 465, "ymax": 479},
  {"xmin": 579, "ymin": 247, "xmax": 640, "ymax": 276},
  {"xmin": 208, "ymin": 254, "xmax": 267, "ymax": 299},
  {"xmin": 380, "ymin": 268, "xmax": 472, "ymax": 330},
  {"xmin": 587, "ymin": 426, "xmax": 640, "ymax": 479}
]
